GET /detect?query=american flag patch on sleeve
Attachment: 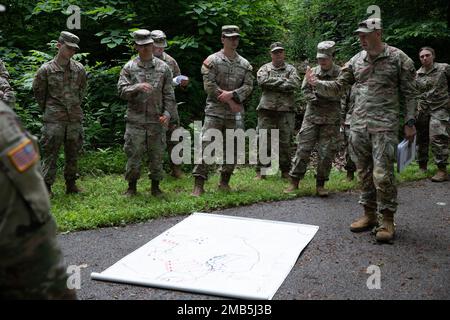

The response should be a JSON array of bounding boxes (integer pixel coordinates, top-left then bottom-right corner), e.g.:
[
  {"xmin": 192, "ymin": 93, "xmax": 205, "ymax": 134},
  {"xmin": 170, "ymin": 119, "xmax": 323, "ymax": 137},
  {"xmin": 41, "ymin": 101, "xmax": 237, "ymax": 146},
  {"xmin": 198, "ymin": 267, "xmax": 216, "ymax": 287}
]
[{"xmin": 7, "ymin": 138, "xmax": 38, "ymax": 172}]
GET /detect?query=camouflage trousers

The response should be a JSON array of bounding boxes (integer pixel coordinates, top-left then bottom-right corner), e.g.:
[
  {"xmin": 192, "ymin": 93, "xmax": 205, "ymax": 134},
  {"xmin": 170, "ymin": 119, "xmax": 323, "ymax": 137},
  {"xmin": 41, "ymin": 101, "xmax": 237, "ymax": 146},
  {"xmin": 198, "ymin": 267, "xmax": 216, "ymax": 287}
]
[
  {"xmin": 40, "ymin": 122, "xmax": 83, "ymax": 185},
  {"xmin": 289, "ymin": 119, "xmax": 340, "ymax": 182},
  {"xmin": 342, "ymin": 125, "xmax": 357, "ymax": 173},
  {"xmin": 192, "ymin": 115, "xmax": 240, "ymax": 180},
  {"xmin": 124, "ymin": 124, "xmax": 166, "ymax": 182},
  {"xmin": 0, "ymin": 219, "xmax": 76, "ymax": 299},
  {"xmin": 416, "ymin": 107, "xmax": 449, "ymax": 168},
  {"xmin": 348, "ymin": 129, "xmax": 398, "ymax": 212},
  {"xmin": 256, "ymin": 109, "xmax": 295, "ymax": 174}
]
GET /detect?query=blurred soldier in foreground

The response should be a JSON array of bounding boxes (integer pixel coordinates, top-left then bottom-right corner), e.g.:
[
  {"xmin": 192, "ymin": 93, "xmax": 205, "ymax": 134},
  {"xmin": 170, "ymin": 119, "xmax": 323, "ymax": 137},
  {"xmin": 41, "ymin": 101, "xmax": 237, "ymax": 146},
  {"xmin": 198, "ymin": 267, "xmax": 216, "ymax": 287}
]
[
  {"xmin": 305, "ymin": 18, "xmax": 418, "ymax": 243},
  {"xmin": 151, "ymin": 30, "xmax": 189, "ymax": 179},
  {"xmin": 0, "ymin": 100, "xmax": 76, "ymax": 299},
  {"xmin": 33, "ymin": 31, "xmax": 87, "ymax": 195},
  {"xmin": 118, "ymin": 29, "xmax": 178, "ymax": 197},
  {"xmin": 415, "ymin": 46, "xmax": 449, "ymax": 182},
  {"xmin": 192, "ymin": 25, "xmax": 253, "ymax": 196},
  {"xmin": 255, "ymin": 42, "xmax": 300, "ymax": 180},
  {"xmin": 285, "ymin": 41, "xmax": 341, "ymax": 197}
]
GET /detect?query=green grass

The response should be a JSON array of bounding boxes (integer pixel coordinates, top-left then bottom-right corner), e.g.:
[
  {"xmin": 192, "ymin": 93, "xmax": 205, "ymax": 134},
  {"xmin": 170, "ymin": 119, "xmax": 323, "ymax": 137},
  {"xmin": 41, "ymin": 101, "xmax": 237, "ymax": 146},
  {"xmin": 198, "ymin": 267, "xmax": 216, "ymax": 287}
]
[{"xmin": 50, "ymin": 162, "xmax": 447, "ymax": 232}]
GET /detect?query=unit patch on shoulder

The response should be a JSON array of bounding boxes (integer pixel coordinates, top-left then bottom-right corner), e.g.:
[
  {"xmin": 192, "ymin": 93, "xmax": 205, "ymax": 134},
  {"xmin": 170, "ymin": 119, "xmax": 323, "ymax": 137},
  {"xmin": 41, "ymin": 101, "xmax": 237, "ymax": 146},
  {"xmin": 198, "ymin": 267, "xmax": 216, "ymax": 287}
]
[
  {"xmin": 202, "ymin": 57, "xmax": 213, "ymax": 68},
  {"xmin": 7, "ymin": 138, "xmax": 38, "ymax": 172}
]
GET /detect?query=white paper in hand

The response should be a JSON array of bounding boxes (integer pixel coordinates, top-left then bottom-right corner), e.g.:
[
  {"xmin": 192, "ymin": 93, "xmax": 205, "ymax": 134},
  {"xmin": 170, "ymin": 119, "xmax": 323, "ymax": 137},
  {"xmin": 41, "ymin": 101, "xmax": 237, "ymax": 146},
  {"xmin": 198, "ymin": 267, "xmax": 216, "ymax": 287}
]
[
  {"xmin": 173, "ymin": 75, "xmax": 189, "ymax": 86},
  {"xmin": 397, "ymin": 137, "xmax": 416, "ymax": 172}
]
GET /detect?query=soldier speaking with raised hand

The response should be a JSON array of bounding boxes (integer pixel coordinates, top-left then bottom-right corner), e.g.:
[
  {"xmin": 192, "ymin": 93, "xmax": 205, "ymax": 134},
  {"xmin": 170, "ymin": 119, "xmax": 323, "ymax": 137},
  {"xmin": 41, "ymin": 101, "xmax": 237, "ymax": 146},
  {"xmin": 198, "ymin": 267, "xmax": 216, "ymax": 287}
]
[
  {"xmin": 305, "ymin": 18, "xmax": 418, "ymax": 243},
  {"xmin": 285, "ymin": 41, "xmax": 341, "ymax": 197},
  {"xmin": 118, "ymin": 29, "xmax": 178, "ymax": 197},
  {"xmin": 33, "ymin": 31, "xmax": 87, "ymax": 196}
]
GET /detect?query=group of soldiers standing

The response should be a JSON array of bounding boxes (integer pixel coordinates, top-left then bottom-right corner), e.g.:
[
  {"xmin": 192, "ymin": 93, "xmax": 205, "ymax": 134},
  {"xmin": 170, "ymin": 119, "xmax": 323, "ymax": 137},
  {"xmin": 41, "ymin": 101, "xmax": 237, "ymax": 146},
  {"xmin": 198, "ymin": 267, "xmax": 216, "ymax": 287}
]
[{"xmin": 0, "ymin": 16, "xmax": 449, "ymax": 298}]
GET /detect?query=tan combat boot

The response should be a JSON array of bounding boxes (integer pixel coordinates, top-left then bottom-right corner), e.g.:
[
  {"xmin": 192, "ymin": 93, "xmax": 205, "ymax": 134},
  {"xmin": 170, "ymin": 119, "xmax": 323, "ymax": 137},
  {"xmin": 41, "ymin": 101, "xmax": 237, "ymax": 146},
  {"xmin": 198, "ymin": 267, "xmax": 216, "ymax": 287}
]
[
  {"xmin": 431, "ymin": 168, "xmax": 449, "ymax": 182},
  {"xmin": 171, "ymin": 165, "xmax": 184, "ymax": 179},
  {"xmin": 192, "ymin": 176, "xmax": 205, "ymax": 197},
  {"xmin": 151, "ymin": 180, "xmax": 164, "ymax": 197},
  {"xmin": 123, "ymin": 180, "xmax": 137, "ymax": 196},
  {"xmin": 376, "ymin": 209, "xmax": 395, "ymax": 243},
  {"xmin": 66, "ymin": 180, "xmax": 82, "ymax": 194},
  {"xmin": 218, "ymin": 172, "xmax": 231, "ymax": 192},
  {"xmin": 284, "ymin": 177, "xmax": 300, "ymax": 193},
  {"xmin": 316, "ymin": 180, "xmax": 329, "ymax": 197},
  {"xmin": 350, "ymin": 206, "xmax": 378, "ymax": 232}
]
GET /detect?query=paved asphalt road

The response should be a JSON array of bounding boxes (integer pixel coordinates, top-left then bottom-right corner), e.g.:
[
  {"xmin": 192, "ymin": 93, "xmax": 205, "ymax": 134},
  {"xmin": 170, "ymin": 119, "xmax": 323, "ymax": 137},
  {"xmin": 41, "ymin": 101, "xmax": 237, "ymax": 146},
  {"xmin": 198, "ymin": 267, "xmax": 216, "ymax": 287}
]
[{"xmin": 58, "ymin": 179, "xmax": 449, "ymax": 300}]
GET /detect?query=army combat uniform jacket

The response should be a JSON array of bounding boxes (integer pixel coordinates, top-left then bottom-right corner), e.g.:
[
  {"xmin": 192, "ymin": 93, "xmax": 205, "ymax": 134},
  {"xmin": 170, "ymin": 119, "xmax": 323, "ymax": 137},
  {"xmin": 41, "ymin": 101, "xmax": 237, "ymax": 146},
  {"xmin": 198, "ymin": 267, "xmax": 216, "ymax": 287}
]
[
  {"xmin": 0, "ymin": 59, "xmax": 10, "ymax": 80},
  {"xmin": 314, "ymin": 44, "xmax": 418, "ymax": 132},
  {"xmin": 416, "ymin": 62, "xmax": 450, "ymax": 113},
  {"xmin": 33, "ymin": 58, "xmax": 87, "ymax": 123},
  {"xmin": 118, "ymin": 56, "xmax": 178, "ymax": 126},
  {"xmin": 257, "ymin": 62, "xmax": 300, "ymax": 112},
  {"xmin": 202, "ymin": 50, "xmax": 253, "ymax": 120},
  {"xmin": 157, "ymin": 52, "xmax": 181, "ymax": 79},
  {"xmin": 302, "ymin": 63, "xmax": 342, "ymax": 124},
  {"xmin": 0, "ymin": 76, "xmax": 15, "ymax": 107}
]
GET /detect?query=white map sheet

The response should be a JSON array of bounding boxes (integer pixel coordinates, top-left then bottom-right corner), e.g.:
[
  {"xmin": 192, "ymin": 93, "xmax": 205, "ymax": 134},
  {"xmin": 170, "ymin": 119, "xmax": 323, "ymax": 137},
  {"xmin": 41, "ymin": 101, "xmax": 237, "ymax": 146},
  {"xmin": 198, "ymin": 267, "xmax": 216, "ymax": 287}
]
[{"xmin": 91, "ymin": 212, "xmax": 319, "ymax": 300}]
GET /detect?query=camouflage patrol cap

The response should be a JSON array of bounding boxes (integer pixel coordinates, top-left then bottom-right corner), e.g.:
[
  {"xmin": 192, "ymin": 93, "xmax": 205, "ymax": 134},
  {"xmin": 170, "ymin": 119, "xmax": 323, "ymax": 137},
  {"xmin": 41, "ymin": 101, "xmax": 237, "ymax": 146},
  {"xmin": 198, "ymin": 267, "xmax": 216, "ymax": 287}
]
[
  {"xmin": 270, "ymin": 42, "xmax": 284, "ymax": 52},
  {"xmin": 355, "ymin": 18, "xmax": 383, "ymax": 33},
  {"xmin": 58, "ymin": 31, "xmax": 80, "ymax": 49},
  {"xmin": 221, "ymin": 25, "xmax": 240, "ymax": 37},
  {"xmin": 150, "ymin": 30, "xmax": 167, "ymax": 48},
  {"xmin": 133, "ymin": 29, "xmax": 153, "ymax": 45},
  {"xmin": 316, "ymin": 41, "xmax": 335, "ymax": 59}
]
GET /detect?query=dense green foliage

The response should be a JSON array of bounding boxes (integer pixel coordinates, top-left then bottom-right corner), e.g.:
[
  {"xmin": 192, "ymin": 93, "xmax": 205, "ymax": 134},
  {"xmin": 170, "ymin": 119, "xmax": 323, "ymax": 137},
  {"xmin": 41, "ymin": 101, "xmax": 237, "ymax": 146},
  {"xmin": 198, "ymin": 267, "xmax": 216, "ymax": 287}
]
[
  {"xmin": 0, "ymin": 0, "xmax": 286, "ymax": 147},
  {"xmin": 285, "ymin": 0, "xmax": 450, "ymax": 64},
  {"xmin": 0, "ymin": 0, "xmax": 448, "ymax": 149}
]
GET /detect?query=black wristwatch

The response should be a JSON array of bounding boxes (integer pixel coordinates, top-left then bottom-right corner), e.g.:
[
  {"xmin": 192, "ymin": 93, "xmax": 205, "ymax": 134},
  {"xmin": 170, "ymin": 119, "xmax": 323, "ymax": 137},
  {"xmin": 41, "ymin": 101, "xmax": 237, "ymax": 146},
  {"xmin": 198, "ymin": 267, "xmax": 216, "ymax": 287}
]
[
  {"xmin": 405, "ymin": 119, "xmax": 416, "ymax": 127},
  {"xmin": 232, "ymin": 91, "xmax": 241, "ymax": 103}
]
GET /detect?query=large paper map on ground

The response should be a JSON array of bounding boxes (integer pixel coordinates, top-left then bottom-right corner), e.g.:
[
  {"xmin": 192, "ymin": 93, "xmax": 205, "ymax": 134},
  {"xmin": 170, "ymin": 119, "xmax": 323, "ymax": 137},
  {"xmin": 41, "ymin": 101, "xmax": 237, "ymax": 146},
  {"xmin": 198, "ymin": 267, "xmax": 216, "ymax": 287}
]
[{"xmin": 91, "ymin": 212, "xmax": 319, "ymax": 299}]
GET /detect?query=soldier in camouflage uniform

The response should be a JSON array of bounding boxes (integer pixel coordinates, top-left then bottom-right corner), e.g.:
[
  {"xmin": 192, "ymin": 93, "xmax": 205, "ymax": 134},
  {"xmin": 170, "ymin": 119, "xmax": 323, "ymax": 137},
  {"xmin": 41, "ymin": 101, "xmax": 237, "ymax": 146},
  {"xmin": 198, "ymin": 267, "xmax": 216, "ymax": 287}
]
[
  {"xmin": 285, "ymin": 41, "xmax": 341, "ymax": 197},
  {"xmin": 341, "ymin": 85, "xmax": 357, "ymax": 181},
  {"xmin": 305, "ymin": 18, "xmax": 418, "ymax": 242},
  {"xmin": 192, "ymin": 25, "xmax": 254, "ymax": 196},
  {"xmin": 151, "ymin": 30, "xmax": 189, "ymax": 179},
  {"xmin": 0, "ymin": 59, "xmax": 9, "ymax": 80},
  {"xmin": 415, "ymin": 47, "xmax": 449, "ymax": 182},
  {"xmin": 33, "ymin": 31, "xmax": 87, "ymax": 195},
  {"xmin": 118, "ymin": 29, "xmax": 178, "ymax": 197},
  {"xmin": 0, "ymin": 65, "xmax": 15, "ymax": 107},
  {"xmin": 0, "ymin": 100, "xmax": 76, "ymax": 299},
  {"xmin": 255, "ymin": 42, "xmax": 300, "ymax": 180}
]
